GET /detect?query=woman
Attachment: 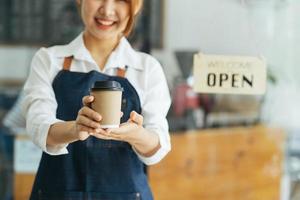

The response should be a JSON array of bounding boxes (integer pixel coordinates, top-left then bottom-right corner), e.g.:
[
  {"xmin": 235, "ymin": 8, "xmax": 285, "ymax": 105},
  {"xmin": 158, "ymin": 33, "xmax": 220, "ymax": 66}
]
[{"xmin": 22, "ymin": 0, "xmax": 171, "ymax": 199}]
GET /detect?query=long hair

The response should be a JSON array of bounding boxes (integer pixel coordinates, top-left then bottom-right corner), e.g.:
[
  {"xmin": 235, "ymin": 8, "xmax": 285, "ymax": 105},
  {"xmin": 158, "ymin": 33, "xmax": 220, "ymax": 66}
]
[{"xmin": 124, "ymin": 0, "xmax": 143, "ymax": 37}]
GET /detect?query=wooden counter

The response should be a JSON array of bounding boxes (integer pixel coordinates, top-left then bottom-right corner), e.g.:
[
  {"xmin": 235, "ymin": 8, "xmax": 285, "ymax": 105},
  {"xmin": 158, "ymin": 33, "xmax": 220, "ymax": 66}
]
[
  {"xmin": 14, "ymin": 174, "xmax": 35, "ymax": 200},
  {"xmin": 149, "ymin": 125, "xmax": 285, "ymax": 200}
]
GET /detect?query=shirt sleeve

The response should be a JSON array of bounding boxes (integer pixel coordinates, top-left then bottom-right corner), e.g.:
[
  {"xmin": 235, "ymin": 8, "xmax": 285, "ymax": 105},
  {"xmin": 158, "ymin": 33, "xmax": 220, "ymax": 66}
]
[
  {"xmin": 136, "ymin": 57, "xmax": 172, "ymax": 165},
  {"xmin": 22, "ymin": 48, "xmax": 68, "ymax": 155}
]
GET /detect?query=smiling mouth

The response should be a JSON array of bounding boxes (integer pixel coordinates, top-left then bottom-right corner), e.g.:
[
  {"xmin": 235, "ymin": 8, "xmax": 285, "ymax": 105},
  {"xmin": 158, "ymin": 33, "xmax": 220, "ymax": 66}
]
[{"xmin": 95, "ymin": 18, "xmax": 116, "ymax": 29}]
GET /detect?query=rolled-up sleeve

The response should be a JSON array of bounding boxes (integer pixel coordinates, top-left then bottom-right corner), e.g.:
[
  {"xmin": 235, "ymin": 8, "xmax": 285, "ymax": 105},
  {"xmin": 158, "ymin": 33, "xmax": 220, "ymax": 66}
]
[
  {"xmin": 136, "ymin": 58, "xmax": 171, "ymax": 165},
  {"xmin": 22, "ymin": 48, "xmax": 68, "ymax": 155}
]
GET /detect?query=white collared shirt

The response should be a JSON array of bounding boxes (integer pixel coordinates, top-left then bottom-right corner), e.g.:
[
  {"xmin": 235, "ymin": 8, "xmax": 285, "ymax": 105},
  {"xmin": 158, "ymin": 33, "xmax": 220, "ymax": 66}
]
[{"xmin": 22, "ymin": 33, "xmax": 171, "ymax": 165}]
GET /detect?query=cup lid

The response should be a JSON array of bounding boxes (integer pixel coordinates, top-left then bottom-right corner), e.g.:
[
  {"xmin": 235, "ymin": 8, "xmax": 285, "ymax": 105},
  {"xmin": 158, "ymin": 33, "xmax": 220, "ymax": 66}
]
[{"xmin": 91, "ymin": 81, "xmax": 123, "ymax": 91}]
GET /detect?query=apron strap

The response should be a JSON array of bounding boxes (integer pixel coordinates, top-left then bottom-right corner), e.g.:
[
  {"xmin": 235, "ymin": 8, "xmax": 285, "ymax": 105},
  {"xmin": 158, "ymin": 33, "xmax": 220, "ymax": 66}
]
[
  {"xmin": 116, "ymin": 66, "xmax": 127, "ymax": 78},
  {"xmin": 63, "ymin": 56, "xmax": 73, "ymax": 71}
]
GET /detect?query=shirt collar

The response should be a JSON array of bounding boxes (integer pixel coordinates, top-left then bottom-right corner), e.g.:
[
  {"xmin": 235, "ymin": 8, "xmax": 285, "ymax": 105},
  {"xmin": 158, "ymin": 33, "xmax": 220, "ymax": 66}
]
[{"xmin": 54, "ymin": 33, "xmax": 143, "ymax": 71}]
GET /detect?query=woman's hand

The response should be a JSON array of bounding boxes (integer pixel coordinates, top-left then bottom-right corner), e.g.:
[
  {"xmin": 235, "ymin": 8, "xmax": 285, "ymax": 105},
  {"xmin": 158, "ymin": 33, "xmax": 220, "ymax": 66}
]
[
  {"xmin": 74, "ymin": 95, "xmax": 107, "ymax": 140},
  {"xmin": 90, "ymin": 110, "xmax": 160, "ymax": 157},
  {"xmin": 100, "ymin": 111, "xmax": 145, "ymax": 144}
]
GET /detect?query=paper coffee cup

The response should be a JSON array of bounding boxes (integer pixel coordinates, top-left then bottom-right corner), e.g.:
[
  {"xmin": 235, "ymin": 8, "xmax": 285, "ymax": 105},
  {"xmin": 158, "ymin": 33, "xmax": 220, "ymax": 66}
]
[{"xmin": 90, "ymin": 81, "xmax": 123, "ymax": 128}]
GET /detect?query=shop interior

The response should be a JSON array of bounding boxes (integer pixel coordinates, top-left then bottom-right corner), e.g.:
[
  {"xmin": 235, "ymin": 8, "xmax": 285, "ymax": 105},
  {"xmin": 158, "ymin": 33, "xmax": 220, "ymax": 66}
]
[{"xmin": 1, "ymin": 0, "xmax": 300, "ymax": 199}]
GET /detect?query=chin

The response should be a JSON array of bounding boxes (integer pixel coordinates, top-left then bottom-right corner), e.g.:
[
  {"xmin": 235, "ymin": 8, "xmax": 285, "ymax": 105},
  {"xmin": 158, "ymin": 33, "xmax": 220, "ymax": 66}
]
[
  {"xmin": 87, "ymin": 30, "xmax": 115, "ymax": 40},
  {"xmin": 96, "ymin": 34, "xmax": 119, "ymax": 41}
]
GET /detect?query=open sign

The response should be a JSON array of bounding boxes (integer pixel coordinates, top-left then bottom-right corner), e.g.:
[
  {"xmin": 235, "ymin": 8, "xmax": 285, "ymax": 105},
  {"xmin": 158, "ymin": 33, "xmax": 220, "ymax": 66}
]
[{"xmin": 193, "ymin": 53, "xmax": 266, "ymax": 95}]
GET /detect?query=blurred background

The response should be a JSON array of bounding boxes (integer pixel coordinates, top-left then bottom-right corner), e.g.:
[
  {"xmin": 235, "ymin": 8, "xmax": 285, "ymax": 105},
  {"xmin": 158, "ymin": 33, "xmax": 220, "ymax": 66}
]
[{"xmin": 1, "ymin": 0, "xmax": 300, "ymax": 199}]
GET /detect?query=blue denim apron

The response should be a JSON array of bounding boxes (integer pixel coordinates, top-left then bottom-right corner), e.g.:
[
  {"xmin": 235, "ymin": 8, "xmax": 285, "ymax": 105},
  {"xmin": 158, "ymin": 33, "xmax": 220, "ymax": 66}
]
[{"xmin": 29, "ymin": 57, "xmax": 153, "ymax": 200}]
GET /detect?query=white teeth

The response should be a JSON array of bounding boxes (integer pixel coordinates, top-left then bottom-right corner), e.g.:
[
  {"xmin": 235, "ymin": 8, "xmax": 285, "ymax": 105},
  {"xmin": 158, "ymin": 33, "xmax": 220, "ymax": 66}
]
[{"xmin": 96, "ymin": 19, "xmax": 114, "ymax": 26}]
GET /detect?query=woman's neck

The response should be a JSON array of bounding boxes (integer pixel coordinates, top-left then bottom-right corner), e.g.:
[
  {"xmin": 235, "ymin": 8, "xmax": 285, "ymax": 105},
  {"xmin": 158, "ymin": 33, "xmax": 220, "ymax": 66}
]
[{"xmin": 83, "ymin": 31, "xmax": 120, "ymax": 71}]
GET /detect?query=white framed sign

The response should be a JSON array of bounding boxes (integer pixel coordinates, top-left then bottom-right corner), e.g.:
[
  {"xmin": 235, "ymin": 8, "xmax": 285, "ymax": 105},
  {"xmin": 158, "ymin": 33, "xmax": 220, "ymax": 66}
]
[{"xmin": 193, "ymin": 53, "xmax": 266, "ymax": 95}]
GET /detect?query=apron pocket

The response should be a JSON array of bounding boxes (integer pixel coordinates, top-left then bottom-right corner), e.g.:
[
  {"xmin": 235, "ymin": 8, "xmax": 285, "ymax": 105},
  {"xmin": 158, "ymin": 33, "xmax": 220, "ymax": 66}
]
[{"xmin": 38, "ymin": 190, "xmax": 141, "ymax": 200}]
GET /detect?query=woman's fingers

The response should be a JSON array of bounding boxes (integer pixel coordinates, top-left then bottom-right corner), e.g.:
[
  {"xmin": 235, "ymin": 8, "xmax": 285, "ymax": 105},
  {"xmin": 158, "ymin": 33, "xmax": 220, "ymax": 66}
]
[
  {"xmin": 78, "ymin": 107, "xmax": 102, "ymax": 122},
  {"xmin": 77, "ymin": 124, "xmax": 111, "ymax": 140},
  {"xmin": 77, "ymin": 131, "xmax": 90, "ymax": 141},
  {"xmin": 129, "ymin": 111, "xmax": 143, "ymax": 125},
  {"xmin": 77, "ymin": 115, "xmax": 101, "ymax": 129},
  {"xmin": 92, "ymin": 129, "xmax": 114, "ymax": 140},
  {"xmin": 82, "ymin": 95, "xmax": 94, "ymax": 106},
  {"xmin": 77, "ymin": 124, "xmax": 97, "ymax": 134},
  {"xmin": 77, "ymin": 95, "xmax": 119, "ymax": 141}
]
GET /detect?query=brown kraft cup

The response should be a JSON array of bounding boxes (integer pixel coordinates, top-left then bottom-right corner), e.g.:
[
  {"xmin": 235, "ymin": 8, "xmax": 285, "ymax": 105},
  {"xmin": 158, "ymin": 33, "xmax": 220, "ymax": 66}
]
[{"xmin": 90, "ymin": 81, "xmax": 123, "ymax": 128}]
